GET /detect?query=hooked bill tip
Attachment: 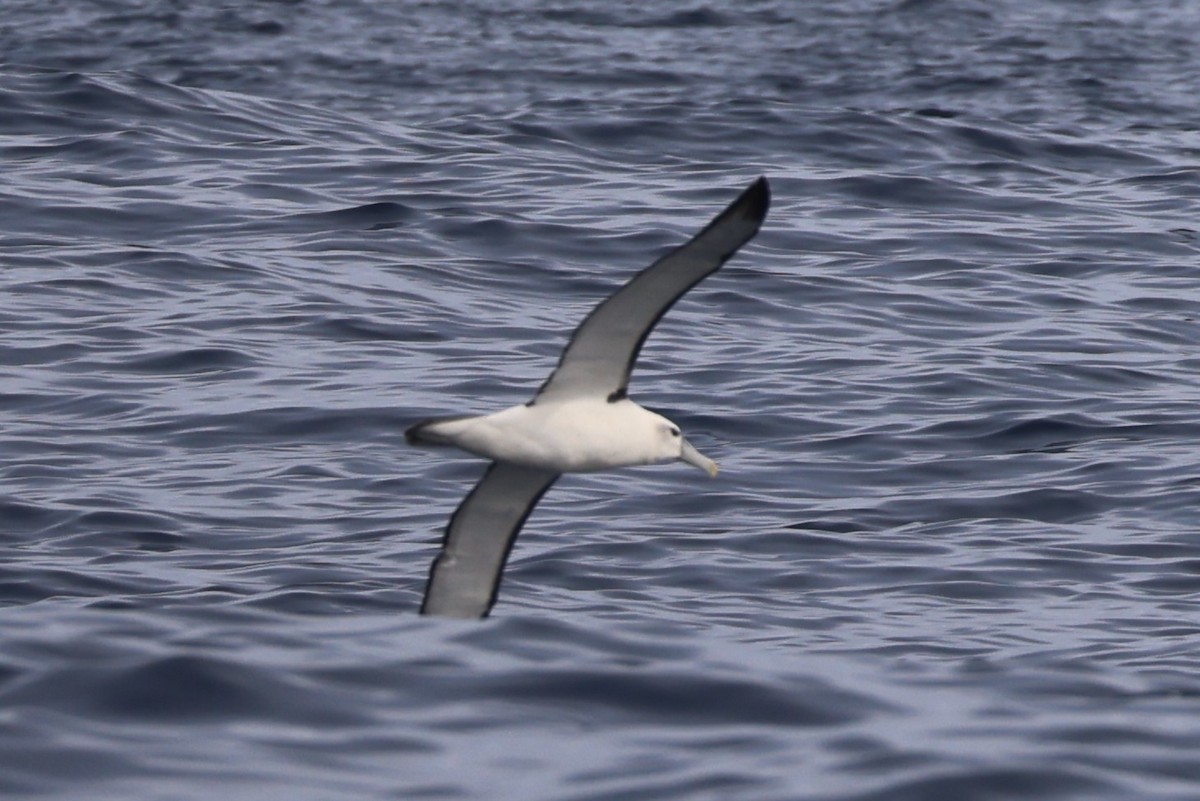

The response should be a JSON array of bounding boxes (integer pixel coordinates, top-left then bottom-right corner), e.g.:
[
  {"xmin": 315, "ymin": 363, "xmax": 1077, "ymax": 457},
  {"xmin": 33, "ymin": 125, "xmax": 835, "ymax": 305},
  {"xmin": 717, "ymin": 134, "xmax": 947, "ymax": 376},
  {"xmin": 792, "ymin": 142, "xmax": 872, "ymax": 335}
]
[{"xmin": 680, "ymin": 438, "xmax": 718, "ymax": 478}]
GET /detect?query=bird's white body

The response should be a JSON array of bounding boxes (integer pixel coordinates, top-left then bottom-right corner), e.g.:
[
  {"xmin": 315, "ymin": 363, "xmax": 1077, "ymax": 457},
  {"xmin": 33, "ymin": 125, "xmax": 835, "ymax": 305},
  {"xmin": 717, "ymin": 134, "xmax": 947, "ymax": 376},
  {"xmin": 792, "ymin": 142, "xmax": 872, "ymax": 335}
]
[{"xmin": 414, "ymin": 398, "xmax": 717, "ymax": 476}]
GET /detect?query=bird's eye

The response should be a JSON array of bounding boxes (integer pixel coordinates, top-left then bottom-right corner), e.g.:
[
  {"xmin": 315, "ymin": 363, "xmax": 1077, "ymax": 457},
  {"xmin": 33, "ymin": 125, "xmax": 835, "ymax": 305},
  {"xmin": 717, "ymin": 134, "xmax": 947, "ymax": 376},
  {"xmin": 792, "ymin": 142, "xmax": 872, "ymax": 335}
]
[{"xmin": 669, "ymin": 427, "xmax": 680, "ymax": 437}]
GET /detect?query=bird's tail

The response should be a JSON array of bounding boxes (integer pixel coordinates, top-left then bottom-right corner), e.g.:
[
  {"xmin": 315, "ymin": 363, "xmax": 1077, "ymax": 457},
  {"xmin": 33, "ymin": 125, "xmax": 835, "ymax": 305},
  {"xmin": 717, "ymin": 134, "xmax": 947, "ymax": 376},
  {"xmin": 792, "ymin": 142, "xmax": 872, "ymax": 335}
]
[{"xmin": 405, "ymin": 415, "xmax": 478, "ymax": 446}]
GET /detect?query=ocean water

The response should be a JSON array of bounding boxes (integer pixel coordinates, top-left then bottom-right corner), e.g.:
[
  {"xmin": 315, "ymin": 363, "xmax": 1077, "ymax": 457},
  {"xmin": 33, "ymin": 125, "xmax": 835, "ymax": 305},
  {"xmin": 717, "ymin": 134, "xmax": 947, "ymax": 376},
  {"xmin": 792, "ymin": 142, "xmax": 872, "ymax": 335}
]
[{"xmin": 3, "ymin": 1, "xmax": 1200, "ymax": 799}]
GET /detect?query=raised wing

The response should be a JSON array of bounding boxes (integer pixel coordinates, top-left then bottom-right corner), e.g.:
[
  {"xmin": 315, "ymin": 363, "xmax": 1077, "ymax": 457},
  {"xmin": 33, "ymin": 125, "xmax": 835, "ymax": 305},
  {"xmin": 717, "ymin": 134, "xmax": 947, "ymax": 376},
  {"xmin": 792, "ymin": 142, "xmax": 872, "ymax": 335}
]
[
  {"xmin": 532, "ymin": 176, "xmax": 770, "ymax": 404},
  {"xmin": 420, "ymin": 461, "xmax": 559, "ymax": 618}
]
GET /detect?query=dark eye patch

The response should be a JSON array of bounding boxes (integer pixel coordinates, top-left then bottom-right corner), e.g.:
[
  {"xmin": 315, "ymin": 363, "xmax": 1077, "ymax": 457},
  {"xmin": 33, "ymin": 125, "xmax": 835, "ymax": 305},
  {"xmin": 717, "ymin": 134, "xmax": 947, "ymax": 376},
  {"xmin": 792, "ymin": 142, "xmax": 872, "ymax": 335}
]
[{"xmin": 669, "ymin": 427, "xmax": 680, "ymax": 437}]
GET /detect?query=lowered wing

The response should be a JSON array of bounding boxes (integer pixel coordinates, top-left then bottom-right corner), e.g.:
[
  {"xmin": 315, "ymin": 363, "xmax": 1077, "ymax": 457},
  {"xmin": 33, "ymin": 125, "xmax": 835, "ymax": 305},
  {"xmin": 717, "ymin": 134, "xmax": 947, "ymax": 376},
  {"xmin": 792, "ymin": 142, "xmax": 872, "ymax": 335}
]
[{"xmin": 420, "ymin": 461, "xmax": 560, "ymax": 618}]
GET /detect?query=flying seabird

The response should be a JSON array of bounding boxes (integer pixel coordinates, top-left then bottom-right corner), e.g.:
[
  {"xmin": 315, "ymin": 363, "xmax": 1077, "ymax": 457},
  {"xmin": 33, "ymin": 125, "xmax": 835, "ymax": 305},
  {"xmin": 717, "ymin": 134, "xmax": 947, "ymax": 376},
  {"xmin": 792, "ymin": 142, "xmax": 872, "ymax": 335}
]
[{"xmin": 407, "ymin": 177, "xmax": 771, "ymax": 618}]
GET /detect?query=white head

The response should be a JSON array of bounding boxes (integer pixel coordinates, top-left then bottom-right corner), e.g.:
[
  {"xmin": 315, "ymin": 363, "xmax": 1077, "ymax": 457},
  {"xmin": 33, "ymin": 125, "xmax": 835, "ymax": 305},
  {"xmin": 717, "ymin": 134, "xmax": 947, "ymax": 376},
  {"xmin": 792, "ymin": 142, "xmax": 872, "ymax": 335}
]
[{"xmin": 640, "ymin": 409, "xmax": 719, "ymax": 478}]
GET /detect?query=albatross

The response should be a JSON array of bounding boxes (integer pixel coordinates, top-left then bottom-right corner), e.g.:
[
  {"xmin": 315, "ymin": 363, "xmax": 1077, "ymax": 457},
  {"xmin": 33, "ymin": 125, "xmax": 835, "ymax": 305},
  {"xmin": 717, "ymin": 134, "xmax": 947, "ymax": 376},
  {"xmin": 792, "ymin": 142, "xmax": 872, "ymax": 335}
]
[{"xmin": 407, "ymin": 176, "xmax": 770, "ymax": 618}]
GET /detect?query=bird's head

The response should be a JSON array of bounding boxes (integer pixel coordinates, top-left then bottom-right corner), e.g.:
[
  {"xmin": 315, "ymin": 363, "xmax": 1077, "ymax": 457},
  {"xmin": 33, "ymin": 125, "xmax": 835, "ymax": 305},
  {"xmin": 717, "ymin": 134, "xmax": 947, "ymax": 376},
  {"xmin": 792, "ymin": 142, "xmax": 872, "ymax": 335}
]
[{"xmin": 644, "ymin": 412, "xmax": 718, "ymax": 478}]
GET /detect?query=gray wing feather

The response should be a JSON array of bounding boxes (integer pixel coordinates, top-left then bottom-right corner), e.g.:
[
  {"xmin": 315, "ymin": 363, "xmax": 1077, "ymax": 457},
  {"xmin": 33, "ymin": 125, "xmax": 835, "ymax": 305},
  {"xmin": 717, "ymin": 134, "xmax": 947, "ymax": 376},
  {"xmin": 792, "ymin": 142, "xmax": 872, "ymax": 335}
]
[
  {"xmin": 420, "ymin": 461, "xmax": 559, "ymax": 618},
  {"xmin": 533, "ymin": 176, "xmax": 770, "ymax": 403}
]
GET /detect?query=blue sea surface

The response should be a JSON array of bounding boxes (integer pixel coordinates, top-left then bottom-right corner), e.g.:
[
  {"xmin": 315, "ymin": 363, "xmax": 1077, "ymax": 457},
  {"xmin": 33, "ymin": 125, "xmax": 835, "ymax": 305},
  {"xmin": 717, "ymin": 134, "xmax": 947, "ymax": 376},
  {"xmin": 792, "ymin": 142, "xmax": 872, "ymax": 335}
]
[{"xmin": 2, "ymin": 1, "xmax": 1200, "ymax": 799}]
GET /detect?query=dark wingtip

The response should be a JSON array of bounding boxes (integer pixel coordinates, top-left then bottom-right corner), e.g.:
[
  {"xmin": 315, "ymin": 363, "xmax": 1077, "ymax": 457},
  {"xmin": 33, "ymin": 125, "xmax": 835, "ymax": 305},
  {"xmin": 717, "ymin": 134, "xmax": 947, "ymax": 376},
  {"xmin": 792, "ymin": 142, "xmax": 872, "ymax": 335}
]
[{"xmin": 742, "ymin": 176, "xmax": 771, "ymax": 222}]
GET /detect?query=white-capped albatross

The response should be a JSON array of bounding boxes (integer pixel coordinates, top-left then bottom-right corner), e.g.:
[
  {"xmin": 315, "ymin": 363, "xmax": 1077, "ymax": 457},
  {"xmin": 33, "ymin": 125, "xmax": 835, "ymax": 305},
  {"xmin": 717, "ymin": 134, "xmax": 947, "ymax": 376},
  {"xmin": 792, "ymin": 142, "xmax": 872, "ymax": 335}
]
[{"xmin": 407, "ymin": 176, "xmax": 770, "ymax": 618}]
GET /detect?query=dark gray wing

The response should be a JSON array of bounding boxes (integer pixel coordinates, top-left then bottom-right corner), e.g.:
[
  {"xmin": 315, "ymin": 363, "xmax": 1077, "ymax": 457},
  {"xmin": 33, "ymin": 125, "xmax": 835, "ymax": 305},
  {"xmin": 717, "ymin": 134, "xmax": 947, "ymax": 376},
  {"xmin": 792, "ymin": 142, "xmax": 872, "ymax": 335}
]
[
  {"xmin": 420, "ymin": 461, "xmax": 560, "ymax": 618},
  {"xmin": 532, "ymin": 176, "xmax": 770, "ymax": 404}
]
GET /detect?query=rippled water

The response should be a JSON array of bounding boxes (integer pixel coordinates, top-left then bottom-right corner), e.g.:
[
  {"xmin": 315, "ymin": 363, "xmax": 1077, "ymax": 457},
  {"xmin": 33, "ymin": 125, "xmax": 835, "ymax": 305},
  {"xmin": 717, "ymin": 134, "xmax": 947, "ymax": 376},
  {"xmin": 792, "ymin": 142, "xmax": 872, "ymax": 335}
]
[{"xmin": 3, "ymin": 1, "xmax": 1200, "ymax": 799}]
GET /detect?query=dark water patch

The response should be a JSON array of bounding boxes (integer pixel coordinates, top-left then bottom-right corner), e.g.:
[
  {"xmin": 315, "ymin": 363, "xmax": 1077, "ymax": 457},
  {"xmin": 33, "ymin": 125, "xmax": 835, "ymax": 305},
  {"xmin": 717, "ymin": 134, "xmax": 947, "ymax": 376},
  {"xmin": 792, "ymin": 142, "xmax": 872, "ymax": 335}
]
[
  {"xmin": 1125, "ymin": 571, "xmax": 1200, "ymax": 596},
  {"xmin": 914, "ymin": 106, "xmax": 959, "ymax": 119},
  {"xmin": 984, "ymin": 416, "xmax": 1120, "ymax": 451},
  {"xmin": 116, "ymin": 406, "xmax": 410, "ymax": 447},
  {"xmin": 0, "ymin": 341, "xmax": 87, "ymax": 367},
  {"xmin": 306, "ymin": 315, "xmax": 446, "ymax": 343},
  {"xmin": 428, "ymin": 215, "xmax": 527, "ymax": 258},
  {"xmin": 0, "ymin": 391, "xmax": 57, "ymax": 412},
  {"xmin": 70, "ymin": 508, "xmax": 178, "ymax": 539},
  {"xmin": 0, "ymin": 661, "xmax": 24, "ymax": 691},
  {"xmin": 1118, "ymin": 168, "xmax": 1200, "ymax": 196},
  {"xmin": 0, "ymin": 579, "xmax": 64, "ymax": 606},
  {"xmin": 947, "ymin": 123, "xmax": 1031, "ymax": 159},
  {"xmin": 5, "ymin": 654, "xmax": 365, "ymax": 725},
  {"xmin": 0, "ymin": 565, "xmax": 154, "ymax": 604},
  {"xmin": 848, "ymin": 766, "xmax": 1115, "ymax": 801},
  {"xmin": 643, "ymin": 8, "xmax": 733, "ymax": 28},
  {"xmin": 245, "ymin": 586, "xmax": 402, "ymax": 616},
  {"xmin": 0, "ymin": 133, "xmax": 141, "ymax": 163},
  {"xmin": 0, "ymin": 497, "xmax": 69, "ymax": 535},
  {"xmin": 1037, "ymin": 136, "xmax": 1161, "ymax": 169},
  {"xmin": 829, "ymin": 174, "xmax": 979, "ymax": 210},
  {"xmin": 918, "ymin": 415, "xmax": 1159, "ymax": 454},
  {"xmin": 485, "ymin": 668, "xmax": 884, "ymax": 727},
  {"xmin": 0, "ymin": 742, "xmax": 141, "ymax": 795},
  {"xmin": 122, "ymin": 346, "xmax": 254, "ymax": 375},
  {"xmin": 860, "ymin": 488, "xmax": 1108, "ymax": 528},
  {"xmin": 48, "ymin": 71, "xmax": 184, "ymax": 119},
  {"xmin": 11, "ymin": 268, "xmax": 164, "ymax": 304},
  {"xmin": 254, "ymin": 407, "xmax": 410, "ymax": 440},
  {"xmin": 452, "ymin": 614, "xmax": 703, "ymax": 664},
  {"xmin": 1050, "ymin": 361, "xmax": 1171, "ymax": 390},
  {"xmin": 1, "ymin": 391, "xmax": 143, "ymax": 421},
  {"xmin": 287, "ymin": 200, "xmax": 417, "ymax": 231},
  {"xmin": 124, "ymin": 529, "xmax": 186, "ymax": 553},
  {"xmin": 42, "ymin": 510, "xmax": 183, "ymax": 553},
  {"xmin": 912, "ymin": 579, "xmax": 1031, "ymax": 602}
]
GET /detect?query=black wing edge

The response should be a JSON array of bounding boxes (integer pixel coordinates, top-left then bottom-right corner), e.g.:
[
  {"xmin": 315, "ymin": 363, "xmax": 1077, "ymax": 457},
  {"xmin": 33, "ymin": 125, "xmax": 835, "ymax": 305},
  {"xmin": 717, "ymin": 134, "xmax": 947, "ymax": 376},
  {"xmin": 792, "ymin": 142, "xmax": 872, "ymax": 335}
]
[
  {"xmin": 531, "ymin": 175, "xmax": 771, "ymax": 405},
  {"xmin": 608, "ymin": 175, "xmax": 771, "ymax": 392},
  {"xmin": 419, "ymin": 462, "xmax": 560, "ymax": 618},
  {"xmin": 724, "ymin": 175, "xmax": 771, "ymax": 233}
]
